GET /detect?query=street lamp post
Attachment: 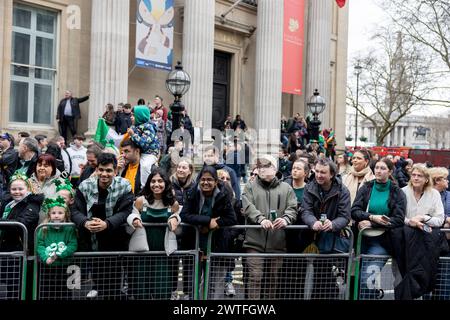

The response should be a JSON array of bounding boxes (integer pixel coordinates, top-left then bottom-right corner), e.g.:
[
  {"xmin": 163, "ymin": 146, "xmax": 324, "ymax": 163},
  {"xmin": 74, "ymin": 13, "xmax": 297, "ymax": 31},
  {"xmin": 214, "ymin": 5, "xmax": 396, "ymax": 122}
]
[
  {"xmin": 307, "ymin": 89, "xmax": 326, "ymax": 142},
  {"xmin": 354, "ymin": 64, "xmax": 362, "ymax": 148},
  {"xmin": 165, "ymin": 61, "xmax": 191, "ymax": 133}
]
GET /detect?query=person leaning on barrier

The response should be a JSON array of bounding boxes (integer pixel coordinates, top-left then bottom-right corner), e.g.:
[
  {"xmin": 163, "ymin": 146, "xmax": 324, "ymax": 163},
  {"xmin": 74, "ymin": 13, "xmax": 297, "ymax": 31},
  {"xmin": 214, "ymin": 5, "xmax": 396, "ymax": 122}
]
[
  {"xmin": 351, "ymin": 158, "xmax": 406, "ymax": 299},
  {"xmin": 301, "ymin": 158, "xmax": 351, "ymax": 249},
  {"xmin": 389, "ymin": 164, "xmax": 446, "ymax": 300},
  {"xmin": 241, "ymin": 155, "xmax": 298, "ymax": 300},
  {"xmin": 127, "ymin": 167, "xmax": 180, "ymax": 300},
  {"xmin": 300, "ymin": 158, "xmax": 351, "ymax": 299},
  {"xmin": 0, "ymin": 173, "xmax": 43, "ymax": 252},
  {"xmin": 180, "ymin": 165, "xmax": 237, "ymax": 253},
  {"xmin": 71, "ymin": 152, "xmax": 134, "ymax": 252},
  {"xmin": 180, "ymin": 166, "xmax": 237, "ymax": 298}
]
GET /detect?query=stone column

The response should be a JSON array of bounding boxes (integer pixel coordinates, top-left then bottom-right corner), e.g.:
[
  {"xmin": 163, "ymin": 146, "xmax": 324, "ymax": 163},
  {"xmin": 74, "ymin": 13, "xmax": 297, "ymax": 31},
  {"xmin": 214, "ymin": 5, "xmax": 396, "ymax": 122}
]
[
  {"xmin": 305, "ymin": 0, "xmax": 332, "ymax": 128},
  {"xmin": 254, "ymin": 0, "xmax": 284, "ymax": 161},
  {"xmin": 182, "ymin": 0, "xmax": 215, "ymax": 132},
  {"xmin": 88, "ymin": 0, "xmax": 130, "ymax": 133}
]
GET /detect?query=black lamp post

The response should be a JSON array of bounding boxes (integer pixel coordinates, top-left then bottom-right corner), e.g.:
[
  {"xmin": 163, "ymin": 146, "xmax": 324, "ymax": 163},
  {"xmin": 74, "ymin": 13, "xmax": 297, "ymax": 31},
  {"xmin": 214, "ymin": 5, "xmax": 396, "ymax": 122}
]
[
  {"xmin": 165, "ymin": 61, "xmax": 191, "ymax": 133},
  {"xmin": 307, "ymin": 89, "xmax": 326, "ymax": 142},
  {"xmin": 354, "ymin": 64, "xmax": 362, "ymax": 148}
]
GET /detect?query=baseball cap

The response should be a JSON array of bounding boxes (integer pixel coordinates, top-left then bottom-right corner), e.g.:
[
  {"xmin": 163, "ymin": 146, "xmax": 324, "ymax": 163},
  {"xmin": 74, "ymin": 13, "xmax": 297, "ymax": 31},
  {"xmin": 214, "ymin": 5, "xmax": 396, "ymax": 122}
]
[{"xmin": 0, "ymin": 133, "xmax": 14, "ymax": 145}]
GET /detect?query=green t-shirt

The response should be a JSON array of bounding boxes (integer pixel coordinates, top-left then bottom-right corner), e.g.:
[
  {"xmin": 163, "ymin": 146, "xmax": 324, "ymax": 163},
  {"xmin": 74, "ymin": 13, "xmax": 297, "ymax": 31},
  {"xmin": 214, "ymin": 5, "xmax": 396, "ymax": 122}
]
[{"xmin": 293, "ymin": 187, "xmax": 305, "ymax": 204}]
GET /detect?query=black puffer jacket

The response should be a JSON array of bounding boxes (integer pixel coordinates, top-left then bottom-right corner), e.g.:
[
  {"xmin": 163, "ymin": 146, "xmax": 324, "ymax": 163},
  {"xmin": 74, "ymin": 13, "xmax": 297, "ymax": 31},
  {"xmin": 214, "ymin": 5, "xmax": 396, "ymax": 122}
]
[
  {"xmin": 171, "ymin": 176, "xmax": 194, "ymax": 206},
  {"xmin": 180, "ymin": 182, "xmax": 237, "ymax": 252},
  {"xmin": 0, "ymin": 193, "xmax": 44, "ymax": 252}
]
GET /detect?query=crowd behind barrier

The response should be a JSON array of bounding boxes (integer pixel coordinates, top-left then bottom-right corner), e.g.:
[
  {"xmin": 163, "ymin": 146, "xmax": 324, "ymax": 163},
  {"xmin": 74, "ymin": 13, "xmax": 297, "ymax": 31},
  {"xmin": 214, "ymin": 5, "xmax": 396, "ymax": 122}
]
[{"xmin": 3, "ymin": 222, "xmax": 450, "ymax": 300}]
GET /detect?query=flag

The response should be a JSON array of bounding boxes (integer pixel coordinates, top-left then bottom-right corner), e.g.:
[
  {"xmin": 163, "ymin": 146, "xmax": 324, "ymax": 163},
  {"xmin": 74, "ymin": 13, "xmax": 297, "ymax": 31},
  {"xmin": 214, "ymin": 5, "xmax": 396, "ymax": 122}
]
[
  {"xmin": 336, "ymin": 0, "xmax": 346, "ymax": 8},
  {"xmin": 94, "ymin": 118, "xmax": 124, "ymax": 149}
]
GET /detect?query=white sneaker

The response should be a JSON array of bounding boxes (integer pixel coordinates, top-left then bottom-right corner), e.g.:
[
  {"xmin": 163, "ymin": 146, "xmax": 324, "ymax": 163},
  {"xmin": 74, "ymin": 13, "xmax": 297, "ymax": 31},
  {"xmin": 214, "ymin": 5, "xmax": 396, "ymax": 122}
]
[
  {"xmin": 86, "ymin": 290, "xmax": 98, "ymax": 298},
  {"xmin": 224, "ymin": 282, "xmax": 236, "ymax": 297}
]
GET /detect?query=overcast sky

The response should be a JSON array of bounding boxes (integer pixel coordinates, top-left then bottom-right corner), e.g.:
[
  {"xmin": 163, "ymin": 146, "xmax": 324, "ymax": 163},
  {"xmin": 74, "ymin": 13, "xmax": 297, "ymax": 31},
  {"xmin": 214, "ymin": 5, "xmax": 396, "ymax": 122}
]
[{"xmin": 347, "ymin": 0, "xmax": 449, "ymax": 116}]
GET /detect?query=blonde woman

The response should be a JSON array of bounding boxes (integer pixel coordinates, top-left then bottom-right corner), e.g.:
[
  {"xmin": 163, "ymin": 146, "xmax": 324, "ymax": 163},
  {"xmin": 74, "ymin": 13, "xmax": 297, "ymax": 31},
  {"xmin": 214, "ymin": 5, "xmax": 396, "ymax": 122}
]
[
  {"xmin": 429, "ymin": 167, "xmax": 450, "ymax": 224},
  {"xmin": 402, "ymin": 164, "xmax": 444, "ymax": 230},
  {"xmin": 170, "ymin": 157, "xmax": 195, "ymax": 206},
  {"xmin": 343, "ymin": 149, "xmax": 375, "ymax": 204}
]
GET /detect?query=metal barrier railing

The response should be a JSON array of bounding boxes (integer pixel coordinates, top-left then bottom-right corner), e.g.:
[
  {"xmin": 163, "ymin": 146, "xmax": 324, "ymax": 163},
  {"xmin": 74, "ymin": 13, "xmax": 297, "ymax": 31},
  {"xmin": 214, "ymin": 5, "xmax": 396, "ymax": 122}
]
[
  {"xmin": 33, "ymin": 223, "xmax": 200, "ymax": 300},
  {"xmin": 0, "ymin": 221, "xmax": 28, "ymax": 300},
  {"xmin": 204, "ymin": 225, "xmax": 354, "ymax": 300},
  {"xmin": 353, "ymin": 227, "xmax": 450, "ymax": 300},
  {"xmin": 353, "ymin": 227, "xmax": 393, "ymax": 300}
]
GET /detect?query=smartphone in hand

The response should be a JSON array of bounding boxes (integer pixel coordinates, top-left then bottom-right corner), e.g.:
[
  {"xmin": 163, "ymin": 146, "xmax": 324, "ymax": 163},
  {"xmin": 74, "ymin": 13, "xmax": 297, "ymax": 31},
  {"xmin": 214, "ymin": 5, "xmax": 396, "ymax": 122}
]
[{"xmin": 381, "ymin": 215, "xmax": 391, "ymax": 223}]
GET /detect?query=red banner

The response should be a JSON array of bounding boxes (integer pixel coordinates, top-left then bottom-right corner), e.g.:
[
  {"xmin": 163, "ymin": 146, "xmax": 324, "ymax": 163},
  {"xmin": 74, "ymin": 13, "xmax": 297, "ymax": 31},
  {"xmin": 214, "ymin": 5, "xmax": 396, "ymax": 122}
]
[{"xmin": 282, "ymin": 0, "xmax": 305, "ymax": 95}]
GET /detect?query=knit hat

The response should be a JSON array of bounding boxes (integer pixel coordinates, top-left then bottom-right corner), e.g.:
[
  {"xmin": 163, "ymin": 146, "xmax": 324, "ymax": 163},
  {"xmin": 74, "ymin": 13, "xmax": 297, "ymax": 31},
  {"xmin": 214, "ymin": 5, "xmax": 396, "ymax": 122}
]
[
  {"xmin": 257, "ymin": 154, "xmax": 278, "ymax": 170},
  {"xmin": 134, "ymin": 106, "xmax": 150, "ymax": 126}
]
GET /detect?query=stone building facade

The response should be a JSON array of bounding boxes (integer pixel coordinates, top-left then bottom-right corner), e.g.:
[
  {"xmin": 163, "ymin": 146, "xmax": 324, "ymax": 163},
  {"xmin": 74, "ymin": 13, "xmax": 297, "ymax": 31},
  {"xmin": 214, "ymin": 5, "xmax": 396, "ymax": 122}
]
[{"xmin": 0, "ymin": 0, "xmax": 349, "ymax": 148}]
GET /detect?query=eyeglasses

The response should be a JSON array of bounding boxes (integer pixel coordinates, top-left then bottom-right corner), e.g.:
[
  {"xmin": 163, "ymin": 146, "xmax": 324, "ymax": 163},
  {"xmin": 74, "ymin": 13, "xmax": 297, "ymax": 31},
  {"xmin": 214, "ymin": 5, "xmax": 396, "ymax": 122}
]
[{"xmin": 435, "ymin": 177, "xmax": 448, "ymax": 182}]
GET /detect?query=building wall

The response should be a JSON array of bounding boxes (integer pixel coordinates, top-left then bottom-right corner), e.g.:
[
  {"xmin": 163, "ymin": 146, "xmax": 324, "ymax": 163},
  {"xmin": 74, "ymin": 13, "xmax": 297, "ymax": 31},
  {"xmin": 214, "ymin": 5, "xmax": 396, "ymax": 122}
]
[{"xmin": 1, "ymin": 0, "xmax": 349, "ymax": 147}]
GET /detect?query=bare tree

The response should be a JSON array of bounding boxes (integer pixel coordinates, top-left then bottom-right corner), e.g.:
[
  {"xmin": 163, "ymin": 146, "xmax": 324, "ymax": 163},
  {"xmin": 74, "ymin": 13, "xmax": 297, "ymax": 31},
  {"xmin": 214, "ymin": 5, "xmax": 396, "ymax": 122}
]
[
  {"xmin": 347, "ymin": 29, "xmax": 435, "ymax": 146},
  {"xmin": 380, "ymin": 0, "xmax": 450, "ymax": 106}
]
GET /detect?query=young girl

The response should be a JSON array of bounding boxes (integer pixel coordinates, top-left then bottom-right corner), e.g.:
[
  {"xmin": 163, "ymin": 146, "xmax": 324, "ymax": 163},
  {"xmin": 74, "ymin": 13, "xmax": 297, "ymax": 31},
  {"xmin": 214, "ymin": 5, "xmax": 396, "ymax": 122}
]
[
  {"xmin": 36, "ymin": 196, "xmax": 78, "ymax": 299},
  {"xmin": 54, "ymin": 179, "xmax": 75, "ymax": 206},
  {"xmin": 0, "ymin": 173, "xmax": 43, "ymax": 252},
  {"xmin": 0, "ymin": 173, "xmax": 43, "ymax": 299}
]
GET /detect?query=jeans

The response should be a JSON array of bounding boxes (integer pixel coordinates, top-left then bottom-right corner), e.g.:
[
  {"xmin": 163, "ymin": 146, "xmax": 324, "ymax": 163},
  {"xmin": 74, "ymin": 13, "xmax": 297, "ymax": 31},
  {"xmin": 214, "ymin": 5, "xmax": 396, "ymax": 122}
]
[{"xmin": 359, "ymin": 236, "xmax": 389, "ymax": 299}]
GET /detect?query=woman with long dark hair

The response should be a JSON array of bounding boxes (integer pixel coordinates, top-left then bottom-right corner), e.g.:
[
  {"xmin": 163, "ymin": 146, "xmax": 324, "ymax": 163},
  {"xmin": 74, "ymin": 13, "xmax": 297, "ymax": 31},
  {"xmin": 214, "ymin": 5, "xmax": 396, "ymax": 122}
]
[
  {"xmin": 351, "ymin": 158, "xmax": 406, "ymax": 299},
  {"xmin": 128, "ymin": 167, "xmax": 180, "ymax": 299},
  {"xmin": 180, "ymin": 166, "xmax": 237, "ymax": 298}
]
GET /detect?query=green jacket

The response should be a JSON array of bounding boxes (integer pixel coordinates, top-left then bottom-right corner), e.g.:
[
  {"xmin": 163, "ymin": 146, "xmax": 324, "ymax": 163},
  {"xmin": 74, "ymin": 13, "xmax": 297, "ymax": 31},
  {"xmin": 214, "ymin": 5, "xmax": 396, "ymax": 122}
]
[
  {"xmin": 36, "ymin": 225, "xmax": 78, "ymax": 266},
  {"xmin": 242, "ymin": 176, "xmax": 298, "ymax": 253}
]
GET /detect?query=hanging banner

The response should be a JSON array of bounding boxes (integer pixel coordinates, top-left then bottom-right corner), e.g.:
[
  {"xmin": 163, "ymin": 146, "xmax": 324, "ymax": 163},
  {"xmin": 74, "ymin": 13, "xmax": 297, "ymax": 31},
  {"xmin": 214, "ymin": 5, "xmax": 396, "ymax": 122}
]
[
  {"xmin": 135, "ymin": 0, "xmax": 174, "ymax": 71},
  {"xmin": 282, "ymin": 0, "xmax": 305, "ymax": 95}
]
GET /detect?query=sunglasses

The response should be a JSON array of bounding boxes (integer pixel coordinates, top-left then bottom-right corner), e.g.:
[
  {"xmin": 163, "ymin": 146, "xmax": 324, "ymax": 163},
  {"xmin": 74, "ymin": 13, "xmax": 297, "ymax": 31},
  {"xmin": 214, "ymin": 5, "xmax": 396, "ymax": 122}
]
[{"xmin": 250, "ymin": 172, "xmax": 258, "ymax": 177}]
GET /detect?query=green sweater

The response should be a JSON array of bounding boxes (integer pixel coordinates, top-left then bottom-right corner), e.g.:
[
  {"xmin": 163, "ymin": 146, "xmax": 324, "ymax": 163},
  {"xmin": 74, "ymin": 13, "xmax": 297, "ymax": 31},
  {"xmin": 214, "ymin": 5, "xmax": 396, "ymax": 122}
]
[
  {"xmin": 36, "ymin": 226, "xmax": 78, "ymax": 266},
  {"xmin": 368, "ymin": 180, "xmax": 391, "ymax": 216},
  {"xmin": 293, "ymin": 187, "xmax": 305, "ymax": 203}
]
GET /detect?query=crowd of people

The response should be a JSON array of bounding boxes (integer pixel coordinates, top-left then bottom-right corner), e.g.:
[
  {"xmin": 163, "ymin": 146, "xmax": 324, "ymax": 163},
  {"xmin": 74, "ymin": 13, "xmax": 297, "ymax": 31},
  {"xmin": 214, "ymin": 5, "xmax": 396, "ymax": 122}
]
[{"xmin": 0, "ymin": 94, "xmax": 450, "ymax": 300}]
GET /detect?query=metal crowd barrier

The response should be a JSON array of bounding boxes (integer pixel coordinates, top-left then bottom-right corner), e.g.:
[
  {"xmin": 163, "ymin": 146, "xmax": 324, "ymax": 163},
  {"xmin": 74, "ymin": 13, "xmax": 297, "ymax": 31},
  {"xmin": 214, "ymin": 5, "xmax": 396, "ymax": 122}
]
[
  {"xmin": 353, "ymin": 227, "xmax": 393, "ymax": 300},
  {"xmin": 204, "ymin": 225, "xmax": 353, "ymax": 300},
  {"xmin": 0, "ymin": 221, "xmax": 28, "ymax": 300},
  {"xmin": 353, "ymin": 227, "xmax": 450, "ymax": 301},
  {"xmin": 33, "ymin": 223, "xmax": 200, "ymax": 300}
]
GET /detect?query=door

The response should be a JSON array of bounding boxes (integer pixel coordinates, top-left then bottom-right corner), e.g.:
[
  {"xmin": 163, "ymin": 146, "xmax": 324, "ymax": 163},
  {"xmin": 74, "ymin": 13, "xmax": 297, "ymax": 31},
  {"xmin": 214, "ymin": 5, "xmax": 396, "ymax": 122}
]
[{"xmin": 212, "ymin": 51, "xmax": 231, "ymax": 130}]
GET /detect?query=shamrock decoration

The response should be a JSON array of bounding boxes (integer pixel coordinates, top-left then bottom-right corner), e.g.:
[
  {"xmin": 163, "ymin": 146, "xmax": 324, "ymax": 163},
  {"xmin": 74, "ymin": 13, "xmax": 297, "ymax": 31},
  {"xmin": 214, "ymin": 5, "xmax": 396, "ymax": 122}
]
[
  {"xmin": 55, "ymin": 242, "xmax": 67, "ymax": 256},
  {"xmin": 43, "ymin": 196, "xmax": 67, "ymax": 212},
  {"xmin": 45, "ymin": 243, "xmax": 58, "ymax": 259}
]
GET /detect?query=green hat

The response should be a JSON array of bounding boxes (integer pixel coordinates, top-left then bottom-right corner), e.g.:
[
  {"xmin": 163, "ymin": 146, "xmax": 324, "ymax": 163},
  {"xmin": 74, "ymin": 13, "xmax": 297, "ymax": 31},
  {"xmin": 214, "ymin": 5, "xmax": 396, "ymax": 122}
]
[
  {"xmin": 42, "ymin": 196, "xmax": 67, "ymax": 213},
  {"xmin": 54, "ymin": 179, "xmax": 74, "ymax": 197}
]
